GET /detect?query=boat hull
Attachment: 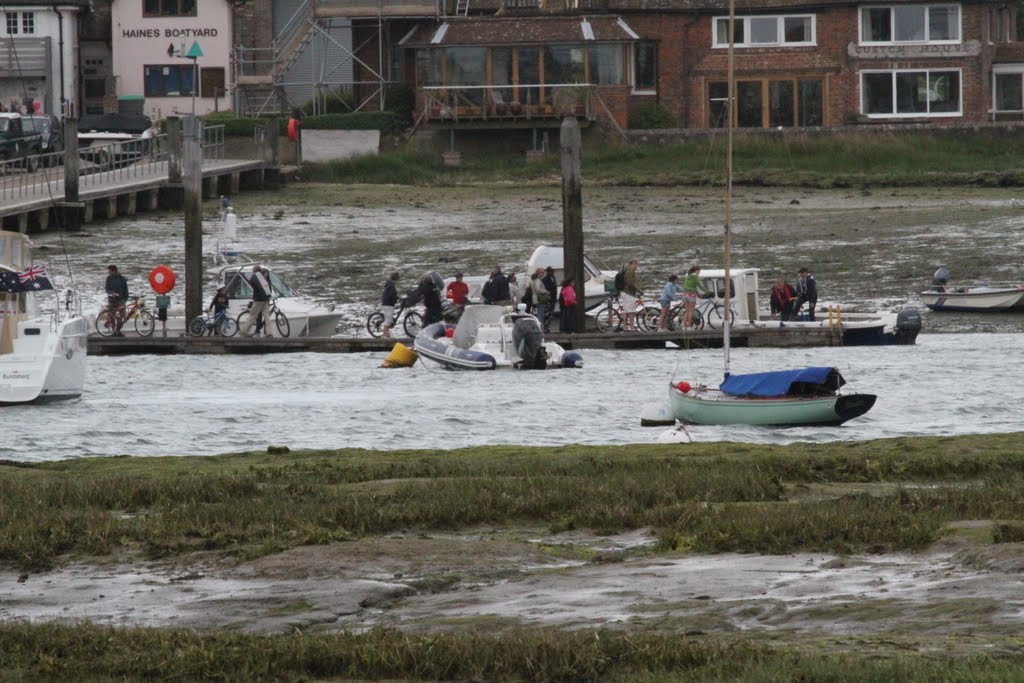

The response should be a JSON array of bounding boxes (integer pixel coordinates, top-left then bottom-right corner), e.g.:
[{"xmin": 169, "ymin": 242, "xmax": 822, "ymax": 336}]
[
  {"xmin": 414, "ymin": 323, "xmax": 497, "ymax": 370},
  {"xmin": 1, "ymin": 316, "xmax": 88, "ymax": 405},
  {"xmin": 668, "ymin": 385, "xmax": 876, "ymax": 426},
  {"xmin": 920, "ymin": 288, "xmax": 1024, "ymax": 312}
]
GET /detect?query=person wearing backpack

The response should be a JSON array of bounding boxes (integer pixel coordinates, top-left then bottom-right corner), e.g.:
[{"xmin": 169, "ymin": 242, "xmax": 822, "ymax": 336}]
[
  {"xmin": 531, "ymin": 268, "xmax": 549, "ymax": 326},
  {"xmin": 620, "ymin": 259, "xmax": 643, "ymax": 331},
  {"xmin": 541, "ymin": 266, "xmax": 558, "ymax": 331}
]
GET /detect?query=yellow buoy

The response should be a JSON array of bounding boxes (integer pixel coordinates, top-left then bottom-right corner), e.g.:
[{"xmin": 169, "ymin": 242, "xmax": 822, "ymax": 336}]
[{"xmin": 381, "ymin": 342, "xmax": 418, "ymax": 368}]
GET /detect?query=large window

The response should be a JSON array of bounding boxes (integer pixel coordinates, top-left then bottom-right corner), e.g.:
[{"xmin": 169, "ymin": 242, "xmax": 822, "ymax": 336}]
[
  {"xmin": 634, "ymin": 42, "xmax": 657, "ymax": 91},
  {"xmin": 445, "ymin": 46, "xmax": 486, "ymax": 104},
  {"xmin": 993, "ymin": 68, "xmax": 1024, "ymax": 112},
  {"xmin": 587, "ymin": 44, "xmax": 624, "ymax": 85},
  {"xmin": 861, "ymin": 70, "xmax": 961, "ymax": 116},
  {"xmin": 860, "ymin": 5, "xmax": 960, "ymax": 43},
  {"xmin": 143, "ymin": 0, "xmax": 197, "ymax": 18},
  {"xmin": 415, "ymin": 48, "xmax": 442, "ymax": 87},
  {"xmin": 713, "ymin": 15, "xmax": 815, "ymax": 47},
  {"xmin": 144, "ymin": 65, "xmax": 196, "ymax": 97},
  {"xmin": 708, "ymin": 78, "xmax": 823, "ymax": 127}
]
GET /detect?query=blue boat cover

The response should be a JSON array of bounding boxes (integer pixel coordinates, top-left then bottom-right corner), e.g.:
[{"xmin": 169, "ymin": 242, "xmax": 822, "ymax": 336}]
[{"xmin": 720, "ymin": 367, "xmax": 845, "ymax": 397}]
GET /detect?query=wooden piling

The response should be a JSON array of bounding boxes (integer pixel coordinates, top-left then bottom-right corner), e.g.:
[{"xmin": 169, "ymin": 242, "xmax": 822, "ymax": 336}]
[
  {"xmin": 182, "ymin": 115, "xmax": 204, "ymax": 323},
  {"xmin": 61, "ymin": 117, "xmax": 82, "ymax": 231},
  {"xmin": 560, "ymin": 116, "xmax": 586, "ymax": 334},
  {"xmin": 167, "ymin": 116, "xmax": 182, "ymax": 185}
]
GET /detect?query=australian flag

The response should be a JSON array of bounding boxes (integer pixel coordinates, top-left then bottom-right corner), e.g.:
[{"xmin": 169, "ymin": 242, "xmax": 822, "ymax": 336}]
[
  {"xmin": 17, "ymin": 264, "xmax": 54, "ymax": 291},
  {"xmin": 0, "ymin": 268, "xmax": 20, "ymax": 293}
]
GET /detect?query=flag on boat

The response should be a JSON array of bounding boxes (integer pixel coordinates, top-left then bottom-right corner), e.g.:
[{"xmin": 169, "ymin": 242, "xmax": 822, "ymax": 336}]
[
  {"xmin": 0, "ymin": 268, "xmax": 21, "ymax": 293},
  {"xmin": 18, "ymin": 264, "xmax": 54, "ymax": 291}
]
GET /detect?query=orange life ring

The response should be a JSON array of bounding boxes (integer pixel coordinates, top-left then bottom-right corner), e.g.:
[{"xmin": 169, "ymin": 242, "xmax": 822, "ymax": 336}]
[
  {"xmin": 149, "ymin": 265, "xmax": 176, "ymax": 294},
  {"xmin": 287, "ymin": 118, "xmax": 299, "ymax": 142}
]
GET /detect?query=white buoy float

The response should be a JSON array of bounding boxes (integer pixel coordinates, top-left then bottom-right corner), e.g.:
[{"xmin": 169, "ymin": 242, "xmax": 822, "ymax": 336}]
[{"xmin": 639, "ymin": 401, "xmax": 676, "ymax": 427}]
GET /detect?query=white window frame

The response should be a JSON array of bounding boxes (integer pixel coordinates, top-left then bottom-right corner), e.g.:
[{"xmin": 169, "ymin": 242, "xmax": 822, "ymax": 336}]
[
  {"xmin": 712, "ymin": 14, "xmax": 816, "ymax": 48},
  {"xmin": 858, "ymin": 4, "xmax": 962, "ymax": 45},
  {"xmin": 859, "ymin": 68, "xmax": 963, "ymax": 118},
  {"xmin": 21, "ymin": 11, "xmax": 34, "ymax": 35},
  {"xmin": 992, "ymin": 64, "xmax": 1024, "ymax": 112}
]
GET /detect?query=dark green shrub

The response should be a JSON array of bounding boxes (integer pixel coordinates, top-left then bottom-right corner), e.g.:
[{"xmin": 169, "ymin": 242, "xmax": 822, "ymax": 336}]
[
  {"xmin": 384, "ymin": 83, "xmax": 415, "ymax": 126},
  {"xmin": 629, "ymin": 103, "xmax": 677, "ymax": 130}
]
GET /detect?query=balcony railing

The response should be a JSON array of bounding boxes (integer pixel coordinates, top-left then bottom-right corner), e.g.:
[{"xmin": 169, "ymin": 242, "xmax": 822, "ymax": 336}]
[{"xmin": 419, "ymin": 84, "xmax": 595, "ymax": 123}]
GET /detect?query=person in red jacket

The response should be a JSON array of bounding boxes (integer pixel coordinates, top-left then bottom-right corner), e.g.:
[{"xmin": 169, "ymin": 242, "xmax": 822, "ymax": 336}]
[
  {"xmin": 445, "ymin": 272, "xmax": 469, "ymax": 305},
  {"xmin": 770, "ymin": 276, "xmax": 798, "ymax": 324}
]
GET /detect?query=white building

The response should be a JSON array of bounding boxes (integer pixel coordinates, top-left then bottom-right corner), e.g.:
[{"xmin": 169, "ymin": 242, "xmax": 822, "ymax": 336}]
[
  {"xmin": 0, "ymin": 2, "xmax": 84, "ymax": 115},
  {"xmin": 111, "ymin": 0, "xmax": 232, "ymax": 118}
]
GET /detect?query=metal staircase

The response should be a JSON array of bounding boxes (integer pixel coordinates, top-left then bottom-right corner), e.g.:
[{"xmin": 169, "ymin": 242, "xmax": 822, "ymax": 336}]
[
  {"xmin": 455, "ymin": 0, "xmax": 470, "ymax": 15},
  {"xmin": 234, "ymin": 0, "xmax": 315, "ymax": 116}
]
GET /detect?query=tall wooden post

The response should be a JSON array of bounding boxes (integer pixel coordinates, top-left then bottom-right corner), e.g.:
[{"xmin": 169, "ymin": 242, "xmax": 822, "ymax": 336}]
[
  {"xmin": 560, "ymin": 116, "xmax": 585, "ymax": 334},
  {"xmin": 182, "ymin": 115, "xmax": 204, "ymax": 324},
  {"xmin": 264, "ymin": 117, "xmax": 279, "ymax": 166},
  {"xmin": 61, "ymin": 117, "xmax": 81, "ymax": 231},
  {"xmin": 167, "ymin": 116, "xmax": 182, "ymax": 184}
]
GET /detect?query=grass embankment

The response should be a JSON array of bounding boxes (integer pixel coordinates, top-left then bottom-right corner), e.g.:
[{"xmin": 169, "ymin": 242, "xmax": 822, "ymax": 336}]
[
  {"xmin": 4, "ymin": 433, "xmax": 1024, "ymax": 572},
  {"xmin": 4, "ymin": 622, "xmax": 1022, "ymax": 682},
  {"xmin": 301, "ymin": 132, "xmax": 1024, "ymax": 187},
  {"xmin": 6, "ymin": 433, "xmax": 1024, "ymax": 680}
]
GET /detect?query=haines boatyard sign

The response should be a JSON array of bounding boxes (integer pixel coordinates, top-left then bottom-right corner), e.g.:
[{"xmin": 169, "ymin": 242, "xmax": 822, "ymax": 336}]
[{"xmin": 121, "ymin": 27, "xmax": 219, "ymax": 39}]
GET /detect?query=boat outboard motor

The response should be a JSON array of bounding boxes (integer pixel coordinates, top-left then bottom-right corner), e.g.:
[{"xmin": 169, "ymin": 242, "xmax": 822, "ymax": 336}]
[
  {"xmin": 512, "ymin": 317, "xmax": 546, "ymax": 369},
  {"xmin": 931, "ymin": 267, "xmax": 950, "ymax": 291},
  {"xmin": 894, "ymin": 307, "xmax": 922, "ymax": 345}
]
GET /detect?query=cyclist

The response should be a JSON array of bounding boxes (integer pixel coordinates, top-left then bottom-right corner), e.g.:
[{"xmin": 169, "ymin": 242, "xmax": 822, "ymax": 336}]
[
  {"xmin": 657, "ymin": 274, "xmax": 683, "ymax": 331},
  {"xmin": 207, "ymin": 286, "xmax": 230, "ymax": 335},
  {"xmin": 380, "ymin": 271, "xmax": 400, "ymax": 338},
  {"xmin": 104, "ymin": 264, "xmax": 129, "ymax": 336},
  {"xmin": 242, "ymin": 265, "xmax": 271, "ymax": 337},
  {"xmin": 681, "ymin": 265, "xmax": 701, "ymax": 329}
]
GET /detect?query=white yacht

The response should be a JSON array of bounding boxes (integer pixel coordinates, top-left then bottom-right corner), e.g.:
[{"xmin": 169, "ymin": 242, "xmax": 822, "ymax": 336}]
[{"xmin": 0, "ymin": 230, "xmax": 87, "ymax": 405}]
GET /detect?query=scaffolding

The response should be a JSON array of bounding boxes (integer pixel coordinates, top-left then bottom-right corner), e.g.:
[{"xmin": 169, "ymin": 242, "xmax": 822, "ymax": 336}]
[{"xmin": 233, "ymin": 0, "xmax": 447, "ymax": 117}]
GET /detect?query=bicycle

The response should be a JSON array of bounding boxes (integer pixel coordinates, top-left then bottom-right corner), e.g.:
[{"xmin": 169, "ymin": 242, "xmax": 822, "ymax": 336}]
[
  {"xmin": 95, "ymin": 295, "xmax": 155, "ymax": 337},
  {"xmin": 236, "ymin": 297, "xmax": 290, "ymax": 338},
  {"xmin": 188, "ymin": 309, "xmax": 238, "ymax": 337},
  {"xmin": 593, "ymin": 294, "xmax": 659, "ymax": 332},
  {"xmin": 366, "ymin": 298, "xmax": 423, "ymax": 338}
]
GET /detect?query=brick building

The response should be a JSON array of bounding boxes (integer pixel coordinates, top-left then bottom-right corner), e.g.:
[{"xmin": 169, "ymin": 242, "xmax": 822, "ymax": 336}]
[{"xmin": 399, "ymin": 0, "xmax": 1019, "ymax": 131}]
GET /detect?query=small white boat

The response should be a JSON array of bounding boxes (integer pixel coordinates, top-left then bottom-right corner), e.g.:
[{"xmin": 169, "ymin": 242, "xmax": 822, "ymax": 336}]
[
  {"xmin": 919, "ymin": 267, "xmax": 1024, "ymax": 312},
  {"xmin": 414, "ymin": 304, "xmax": 583, "ymax": 370},
  {"xmin": 1, "ymin": 231, "xmax": 87, "ymax": 405}
]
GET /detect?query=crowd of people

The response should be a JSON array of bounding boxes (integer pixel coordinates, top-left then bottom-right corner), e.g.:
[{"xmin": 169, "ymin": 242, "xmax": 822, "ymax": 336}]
[{"xmin": 375, "ymin": 263, "xmax": 819, "ymax": 337}]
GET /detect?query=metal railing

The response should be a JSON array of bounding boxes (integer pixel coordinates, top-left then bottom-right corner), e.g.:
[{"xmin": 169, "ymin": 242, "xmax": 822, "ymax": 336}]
[
  {"xmin": 419, "ymin": 83, "xmax": 596, "ymax": 122},
  {"xmin": 0, "ymin": 125, "xmax": 226, "ymax": 204}
]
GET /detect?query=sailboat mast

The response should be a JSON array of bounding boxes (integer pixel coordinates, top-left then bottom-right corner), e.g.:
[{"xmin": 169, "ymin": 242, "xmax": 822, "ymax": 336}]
[{"xmin": 723, "ymin": 0, "xmax": 735, "ymax": 378}]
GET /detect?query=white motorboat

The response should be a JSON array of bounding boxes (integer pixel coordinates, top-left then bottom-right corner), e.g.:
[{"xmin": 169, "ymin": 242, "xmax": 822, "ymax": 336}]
[
  {"xmin": 689, "ymin": 266, "xmax": 922, "ymax": 346},
  {"xmin": 1, "ymin": 231, "xmax": 87, "ymax": 405},
  {"xmin": 414, "ymin": 304, "xmax": 583, "ymax": 370},
  {"xmin": 919, "ymin": 268, "xmax": 1024, "ymax": 312}
]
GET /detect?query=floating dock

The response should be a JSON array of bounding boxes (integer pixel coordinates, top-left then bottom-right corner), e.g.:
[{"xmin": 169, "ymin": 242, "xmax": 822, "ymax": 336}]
[{"xmin": 86, "ymin": 324, "xmax": 880, "ymax": 356}]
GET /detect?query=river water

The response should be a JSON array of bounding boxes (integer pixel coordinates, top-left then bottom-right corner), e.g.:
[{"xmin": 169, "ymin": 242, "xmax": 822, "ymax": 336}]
[{"xmin": 4, "ymin": 332, "xmax": 1021, "ymax": 461}]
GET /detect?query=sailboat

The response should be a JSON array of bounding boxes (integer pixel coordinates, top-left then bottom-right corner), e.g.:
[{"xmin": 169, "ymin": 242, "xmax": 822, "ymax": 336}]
[
  {"xmin": 666, "ymin": 3, "xmax": 875, "ymax": 427},
  {"xmin": 0, "ymin": 230, "xmax": 88, "ymax": 405}
]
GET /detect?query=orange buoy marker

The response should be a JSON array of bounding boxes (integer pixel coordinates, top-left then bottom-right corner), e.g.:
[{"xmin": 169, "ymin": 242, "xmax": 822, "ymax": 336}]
[{"xmin": 149, "ymin": 265, "xmax": 176, "ymax": 294}]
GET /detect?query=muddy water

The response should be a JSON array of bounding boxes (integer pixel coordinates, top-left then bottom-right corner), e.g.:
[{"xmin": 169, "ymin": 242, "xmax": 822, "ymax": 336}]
[{"xmin": 33, "ymin": 183, "xmax": 1024, "ymax": 335}]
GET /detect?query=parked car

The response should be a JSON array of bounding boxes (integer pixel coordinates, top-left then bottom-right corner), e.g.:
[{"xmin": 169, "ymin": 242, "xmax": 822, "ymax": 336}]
[
  {"xmin": 22, "ymin": 114, "xmax": 63, "ymax": 165},
  {"xmin": 78, "ymin": 113, "xmax": 156, "ymax": 168},
  {"xmin": 0, "ymin": 113, "xmax": 42, "ymax": 173}
]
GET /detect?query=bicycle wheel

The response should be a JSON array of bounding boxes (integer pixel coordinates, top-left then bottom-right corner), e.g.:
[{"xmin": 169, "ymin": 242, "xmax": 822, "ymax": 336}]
[
  {"xmin": 235, "ymin": 311, "xmax": 252, "ymax": 336},
  {"xmin": 188, "ymin": 315, "xmax": 208, "ymax": 337},
  {"xmin": 594, "ymin": 305, "xmax": 622, "ymax": 333},
  {"xmin": 639, "ymin": 305, "xmax": 661, "ymax": 331},
  {"xmin": 366, "ymin": 311, "xmax": 385, "ymax": 338},
  {"xmin": 220, "ymin": 315, "xmax": 239, "ymax": 337},
  {"xmin": 274, "ymin": 311, "xmax": 291, "ymax": 338},
  {"xmin": 403, "ymin": 311, "xmax": 423, "ymax": 338},
  {"xmin": 134, "ymin": 309, "xmax": 156, "ymax": 336},
  {"xmin": 95, "ymin": 310, "xmax": 117, "ymax": 337},
  {"xmin": 706, "ymin": 304, "xmax": 736, "ymax": 330}
]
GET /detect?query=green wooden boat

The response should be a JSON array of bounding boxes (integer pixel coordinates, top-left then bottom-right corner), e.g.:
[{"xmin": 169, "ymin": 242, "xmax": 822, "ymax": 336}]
[{"xmin": 668, "ymin": 375, "xmax": 876, "ymax": 427}]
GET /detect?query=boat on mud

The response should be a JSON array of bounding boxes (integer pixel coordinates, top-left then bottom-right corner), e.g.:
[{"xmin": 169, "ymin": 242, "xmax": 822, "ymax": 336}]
[
  {"xmin": 920, "ymin": 268, "xmax": 1024, "ymax": 312},
  {"xmin": 1, "ymin": 231, "xmax": 87, "ymax": 405},
  {"xmin": 414, "ymin": 304, "xmax": 583, "ymax": 370}
]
